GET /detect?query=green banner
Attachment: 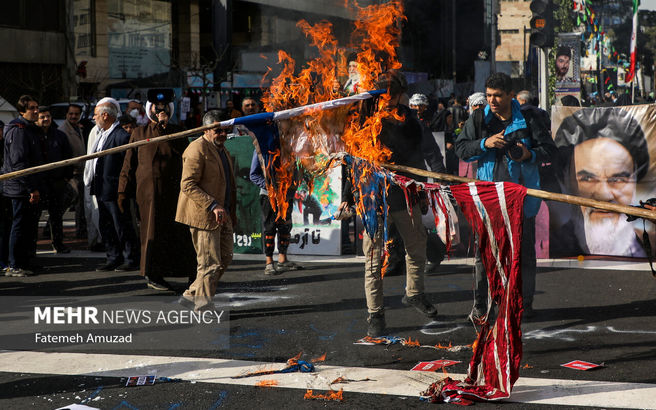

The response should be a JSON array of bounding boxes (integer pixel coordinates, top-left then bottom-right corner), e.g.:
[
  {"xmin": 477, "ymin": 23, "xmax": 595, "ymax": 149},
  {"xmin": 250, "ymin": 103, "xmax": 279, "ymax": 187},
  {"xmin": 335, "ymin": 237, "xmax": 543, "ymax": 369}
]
[{"xmin": 225, "ymin": 135, "xmax": 262, "ymax": 254}]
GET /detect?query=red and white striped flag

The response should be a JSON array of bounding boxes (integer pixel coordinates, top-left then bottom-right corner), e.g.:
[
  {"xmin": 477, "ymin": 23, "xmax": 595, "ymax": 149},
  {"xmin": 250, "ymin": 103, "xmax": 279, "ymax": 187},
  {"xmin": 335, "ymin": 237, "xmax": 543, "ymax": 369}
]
[
  {"xmin": 626, "ymin": 0, "xmax": 640, "ymax": 83},
  {"xmin": 424, "ymin": 181, "xmax": 526, "ymax": 403}
]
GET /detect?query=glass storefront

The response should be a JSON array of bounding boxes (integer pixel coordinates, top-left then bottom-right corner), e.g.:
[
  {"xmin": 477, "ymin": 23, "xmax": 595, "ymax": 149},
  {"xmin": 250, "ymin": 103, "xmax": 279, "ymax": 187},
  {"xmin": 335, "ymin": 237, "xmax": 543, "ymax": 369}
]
[{"xmin": 107, "ymin": 0, "xmax": 172, "ymax": 79}]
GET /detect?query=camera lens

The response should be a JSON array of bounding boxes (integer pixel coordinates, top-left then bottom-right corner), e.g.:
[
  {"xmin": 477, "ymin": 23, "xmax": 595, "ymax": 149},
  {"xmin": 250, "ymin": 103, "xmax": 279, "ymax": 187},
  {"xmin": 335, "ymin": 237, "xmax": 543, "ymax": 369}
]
[{"xmin": 509, "ymin": 143, "xmax": 523, "ymax": 161}]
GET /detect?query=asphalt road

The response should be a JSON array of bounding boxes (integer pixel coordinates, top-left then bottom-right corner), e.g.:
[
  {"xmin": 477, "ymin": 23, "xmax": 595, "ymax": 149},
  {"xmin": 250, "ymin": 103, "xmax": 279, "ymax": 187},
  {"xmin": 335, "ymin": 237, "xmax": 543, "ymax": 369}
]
[{"xmin": 1, "ymin": 251, "xmax": 655, "ymax": 409}]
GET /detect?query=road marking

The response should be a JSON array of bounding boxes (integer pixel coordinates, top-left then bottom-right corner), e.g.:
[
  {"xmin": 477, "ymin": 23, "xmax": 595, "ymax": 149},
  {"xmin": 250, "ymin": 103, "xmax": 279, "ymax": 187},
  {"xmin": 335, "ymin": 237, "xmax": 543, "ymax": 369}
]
[
  {"xmin": 524, "ymin": 325, "xmax": 656, "ymax": 341},
  {"xmin": 0, "ymin": 351, "xmax": 654, "ymax": 408}
]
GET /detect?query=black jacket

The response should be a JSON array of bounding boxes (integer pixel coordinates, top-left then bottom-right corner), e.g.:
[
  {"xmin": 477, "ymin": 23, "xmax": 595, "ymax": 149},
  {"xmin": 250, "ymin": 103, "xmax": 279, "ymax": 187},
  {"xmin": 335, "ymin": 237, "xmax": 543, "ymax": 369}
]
[
  {"xmin": 40, "ymin": 126, "xmax": 73, "ymax": 186},
  {"xmin": 378, "ymin": 104, "xmax": 427, "ymax": 211},
  {"xmin": 91, "ymin": 124, "xmax": 131, "ymax": 202},
  {"xmin": 2, "ymin": 117, "xmax": 44, "ymax": 198}
]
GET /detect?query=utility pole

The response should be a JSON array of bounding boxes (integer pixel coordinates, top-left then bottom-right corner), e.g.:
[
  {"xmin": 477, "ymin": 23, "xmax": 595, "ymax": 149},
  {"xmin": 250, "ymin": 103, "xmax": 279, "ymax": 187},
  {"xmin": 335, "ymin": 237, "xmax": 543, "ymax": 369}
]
[
  {"xmin": 452, "ymin": 0, "xmax": 457, "ymax": 86},
  {"xmin": 538, "ymin": 47, "xmax": 548, "ymax": 110},
  {"xmin": 490, "ymin": 0, "xmax": 497, "ymax": 74}
]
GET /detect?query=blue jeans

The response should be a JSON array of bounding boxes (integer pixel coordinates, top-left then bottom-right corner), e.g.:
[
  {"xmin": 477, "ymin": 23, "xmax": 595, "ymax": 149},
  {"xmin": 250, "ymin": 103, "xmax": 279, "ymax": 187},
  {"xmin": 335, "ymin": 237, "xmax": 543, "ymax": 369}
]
[
  {"xmin": 9, "ymin": 197, "xmax": 38, "ymax": 269},
  {"xmin": 474, "ymin": 216, "xmax": 536, "ymax": 309}
]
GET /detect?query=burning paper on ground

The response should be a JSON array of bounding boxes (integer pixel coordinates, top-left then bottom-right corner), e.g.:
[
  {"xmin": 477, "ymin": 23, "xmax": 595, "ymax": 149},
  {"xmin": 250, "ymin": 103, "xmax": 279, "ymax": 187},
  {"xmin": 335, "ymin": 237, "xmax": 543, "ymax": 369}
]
[
  {"xmin": 304, "ymin": 388, "xmax": 344, "ymax": 402},
  {"xmin": 232, "ymin": 352, "xmax": 325, "ymax": 379}
]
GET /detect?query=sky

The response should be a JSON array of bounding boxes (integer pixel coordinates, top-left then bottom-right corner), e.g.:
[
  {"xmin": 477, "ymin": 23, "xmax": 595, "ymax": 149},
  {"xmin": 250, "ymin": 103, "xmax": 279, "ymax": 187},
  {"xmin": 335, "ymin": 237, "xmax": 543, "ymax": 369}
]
[{"xmin": 641, "ymin": 0, "xmax": 656, "ymax": 11}]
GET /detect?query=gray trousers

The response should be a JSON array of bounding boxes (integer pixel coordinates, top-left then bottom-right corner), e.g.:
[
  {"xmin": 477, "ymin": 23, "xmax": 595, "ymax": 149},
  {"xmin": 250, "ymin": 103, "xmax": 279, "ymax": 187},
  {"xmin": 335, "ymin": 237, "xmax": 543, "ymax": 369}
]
[
  {"xmin": 362, "ymin": 204, "xmax": 427, "ymax": 313},
  {"xmin": 473, "ymin": 216, "xmax": 536, "ymax": 309}
]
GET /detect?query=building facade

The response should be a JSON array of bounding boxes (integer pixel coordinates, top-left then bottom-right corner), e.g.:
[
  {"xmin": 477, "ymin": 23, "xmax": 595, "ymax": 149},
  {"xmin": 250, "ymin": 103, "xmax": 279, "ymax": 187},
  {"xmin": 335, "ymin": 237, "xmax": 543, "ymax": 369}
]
[{"xmin": 495, "ymin": 0, "xmax": 532, "ymax": 77}]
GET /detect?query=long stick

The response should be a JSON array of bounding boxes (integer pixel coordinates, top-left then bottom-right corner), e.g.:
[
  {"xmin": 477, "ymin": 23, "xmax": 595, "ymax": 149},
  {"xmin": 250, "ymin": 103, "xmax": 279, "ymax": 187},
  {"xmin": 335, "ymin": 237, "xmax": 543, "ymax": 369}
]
[
  {"xmin": 0, "ymin": 90, "xmax": 385, "ymax": 183},
  {"xmin": 0, "ymin": 123, "xmax": 219, "ymax": 183},
  {"xmin": 382, "ymin": 162, "xmax": 656, "ymax": 221},
  {"xmin": 2, "ymin": 122, "xmax": 655, "ymax": 221}
]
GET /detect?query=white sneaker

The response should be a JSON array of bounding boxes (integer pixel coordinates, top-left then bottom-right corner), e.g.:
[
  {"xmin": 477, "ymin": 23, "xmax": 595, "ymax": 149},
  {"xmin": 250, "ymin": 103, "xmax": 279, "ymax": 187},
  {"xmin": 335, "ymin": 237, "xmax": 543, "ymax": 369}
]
[{"xmin": 7, "ymin": 268, "xmax": 35, "ymax": 277}]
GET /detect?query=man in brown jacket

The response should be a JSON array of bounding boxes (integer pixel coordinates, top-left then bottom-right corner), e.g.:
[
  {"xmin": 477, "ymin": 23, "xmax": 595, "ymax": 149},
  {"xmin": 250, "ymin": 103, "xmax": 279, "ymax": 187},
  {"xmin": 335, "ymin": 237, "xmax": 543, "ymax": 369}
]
[{"xmin": 176, "ymin": 110, "xmax": 236, "ymax": 311}]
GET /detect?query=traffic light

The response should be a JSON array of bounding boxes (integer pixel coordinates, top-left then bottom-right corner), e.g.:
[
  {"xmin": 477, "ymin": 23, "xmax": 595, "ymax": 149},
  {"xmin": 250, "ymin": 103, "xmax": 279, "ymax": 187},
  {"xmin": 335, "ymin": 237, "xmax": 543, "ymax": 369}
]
[{"xmin": 529, "ymin": 0, "xmax": 554, "ymax": 48}]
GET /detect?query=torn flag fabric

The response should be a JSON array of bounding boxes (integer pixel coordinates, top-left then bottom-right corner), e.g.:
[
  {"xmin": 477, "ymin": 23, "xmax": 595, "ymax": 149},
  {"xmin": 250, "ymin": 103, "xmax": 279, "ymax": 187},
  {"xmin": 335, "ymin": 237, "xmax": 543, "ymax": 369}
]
[{"xmin": 424, "ymin": 181, "xmax": 526, "ymax": 403}]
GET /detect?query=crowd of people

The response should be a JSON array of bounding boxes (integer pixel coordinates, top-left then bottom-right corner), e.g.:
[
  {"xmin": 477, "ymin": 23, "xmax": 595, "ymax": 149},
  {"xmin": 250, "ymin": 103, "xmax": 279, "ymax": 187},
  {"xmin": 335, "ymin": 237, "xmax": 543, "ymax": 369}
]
[{"xmin": 2, "ymin": 69, "xmax": 653, "ymax": 324}]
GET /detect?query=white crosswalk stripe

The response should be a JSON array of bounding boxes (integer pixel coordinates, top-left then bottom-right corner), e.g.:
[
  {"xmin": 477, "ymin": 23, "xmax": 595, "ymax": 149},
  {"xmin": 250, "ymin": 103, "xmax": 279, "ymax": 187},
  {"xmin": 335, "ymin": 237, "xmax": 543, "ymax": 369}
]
[{"xmin": 1, "ymin": 350, "xmax": 654, "ymax": 408}]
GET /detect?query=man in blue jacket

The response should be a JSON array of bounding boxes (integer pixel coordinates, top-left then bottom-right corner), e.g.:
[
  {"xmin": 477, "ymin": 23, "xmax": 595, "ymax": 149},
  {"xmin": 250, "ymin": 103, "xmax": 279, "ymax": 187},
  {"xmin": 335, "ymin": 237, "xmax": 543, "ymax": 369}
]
[
  {"xmin": 2, "ymin": 95, "xmax": 43, "ymax": 277},
  {"xmin": 455, "ymin": 73, "xmax": 557, "ymax": 320},
  {"xmin": 242, "ymin": 97, "xmax": 300, "ymax": 276},
  {"xmin": 90, "ymin": 99, "xmax": 139, "ymax": 272}
]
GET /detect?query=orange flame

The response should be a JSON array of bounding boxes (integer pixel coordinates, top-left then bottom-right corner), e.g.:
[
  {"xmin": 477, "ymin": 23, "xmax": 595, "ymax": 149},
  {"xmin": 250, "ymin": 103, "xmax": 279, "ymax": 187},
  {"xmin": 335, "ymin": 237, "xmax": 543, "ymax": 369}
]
[
  {"xmin": 304, "ymin": 388, "xmax": 344, "ymax": 401},
  {"xmin": 260, "ymin": 1, "xmax": 407, "ymax": 218},
  {"xmin": 255, "ymin": 380, "xmax": 279, "ymax": 387},
  {"xmin": 403, "ymin": 337, "xmax": 421, "ymax": 347},
  {"xmin": 311, "ymin": 352, "xmax": 327, "ymax": 363},
  {"xmin": 287, "ymin": 351, "xmax": 304, "ymax": 366}
]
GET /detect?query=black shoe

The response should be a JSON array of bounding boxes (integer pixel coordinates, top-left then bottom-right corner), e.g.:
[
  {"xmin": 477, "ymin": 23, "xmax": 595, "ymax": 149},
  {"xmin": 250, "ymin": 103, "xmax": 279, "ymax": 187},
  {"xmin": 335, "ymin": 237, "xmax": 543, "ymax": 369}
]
[
  {"xmin": 96, "ymin": 261, "xmax": 121, "ymax": 271},
  {"xmin": 424, "ymin": 261, "xmax": 441, "ymax": 274},
  {"xmin": 146, "ymin": 277, "xmax": 171, "ymax": 291},
  {"xmin": 115, "ymin": 263, "xmax": 139, "ymax": 272},
  {"xmin": 177, "ymin": 296, "xmax": 195, "ymax": 309},
  {"xmin": 52, "ymin": 244, "xmax": 71, "ymax": 254},
  {"xmin": 196, "ymin": 302, "xmax": 217, "ymax": 312},
  {"xmin": 367, "ymin": 312, "xmax": 386, "ymax": 337},
  {"xmin": 402, "ymin": 294, "xmax": 438, "ymax": 319}
]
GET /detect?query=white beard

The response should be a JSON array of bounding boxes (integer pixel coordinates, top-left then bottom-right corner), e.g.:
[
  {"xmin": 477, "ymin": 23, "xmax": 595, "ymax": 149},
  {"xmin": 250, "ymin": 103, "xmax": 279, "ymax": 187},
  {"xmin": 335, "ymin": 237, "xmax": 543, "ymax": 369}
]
[{"xmin": 581, "ymin": 212, "xmax": 645, "ymax": 257}]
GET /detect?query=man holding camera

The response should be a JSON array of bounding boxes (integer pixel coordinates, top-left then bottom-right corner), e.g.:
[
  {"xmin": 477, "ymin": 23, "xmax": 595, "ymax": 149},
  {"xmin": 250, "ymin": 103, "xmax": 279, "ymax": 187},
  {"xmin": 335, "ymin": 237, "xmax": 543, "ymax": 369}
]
[{"xmin": 455, "ymin": 73, "xmax": 557, "ymax": 320}]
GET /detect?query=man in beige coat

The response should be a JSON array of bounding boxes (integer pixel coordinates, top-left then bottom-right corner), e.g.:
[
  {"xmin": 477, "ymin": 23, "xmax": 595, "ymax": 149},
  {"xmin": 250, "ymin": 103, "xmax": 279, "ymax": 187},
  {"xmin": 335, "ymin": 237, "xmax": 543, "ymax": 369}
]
[
  {"xmin": 58, "ymin": 103, "xmax": 87, "ymax": 238},
  {"xmin": 176, "ymin": 110, "xmax": 236, "ymax": 310}
]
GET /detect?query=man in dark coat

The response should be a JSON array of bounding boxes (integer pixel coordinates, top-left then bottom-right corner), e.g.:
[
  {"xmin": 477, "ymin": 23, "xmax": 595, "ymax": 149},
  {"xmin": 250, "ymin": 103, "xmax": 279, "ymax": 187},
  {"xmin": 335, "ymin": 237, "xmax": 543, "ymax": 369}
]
[
  {"xmin": 118, "ymin": 94, "xmax": 196, "ymax": 291},
  {"xmin": 36, "ymin": 107, "xmax": 73, "ymax": 254},
  {"xmin": 2, "ymin": 95, "xmax": 43, "ymax": 276},
  {"xmin": 90, "ymin": 99, "xmax": 139, "ymax": 272}
]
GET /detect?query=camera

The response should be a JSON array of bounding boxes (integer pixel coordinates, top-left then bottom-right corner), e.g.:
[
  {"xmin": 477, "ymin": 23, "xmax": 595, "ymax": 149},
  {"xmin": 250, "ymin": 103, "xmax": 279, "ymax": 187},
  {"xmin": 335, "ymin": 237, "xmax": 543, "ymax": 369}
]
[
  {"xmin": 625, "ymin": 197, "xmax": 656, "ymax": 222},
  {"xmin": 504, "ymin": 140, "xmax": 524, "ymax": 161}
]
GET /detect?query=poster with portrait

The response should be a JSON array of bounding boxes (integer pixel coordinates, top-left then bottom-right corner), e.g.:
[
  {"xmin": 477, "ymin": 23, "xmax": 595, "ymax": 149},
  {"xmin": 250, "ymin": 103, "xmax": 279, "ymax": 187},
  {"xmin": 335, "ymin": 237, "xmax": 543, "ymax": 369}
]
[
  {"xmin": 547, "ymin": 104, "xmax": 656, "ymax": 258},
  {"xmin": 224, "ymin": 136, "xmax": 263, "ymax": 254},
  {"xmin": 288, "ymin": 166, "xmax": 342, "ymax": 256},
  {"xmin": 554, "ymin": 33, "xmax": 581, "ymax": 104}
]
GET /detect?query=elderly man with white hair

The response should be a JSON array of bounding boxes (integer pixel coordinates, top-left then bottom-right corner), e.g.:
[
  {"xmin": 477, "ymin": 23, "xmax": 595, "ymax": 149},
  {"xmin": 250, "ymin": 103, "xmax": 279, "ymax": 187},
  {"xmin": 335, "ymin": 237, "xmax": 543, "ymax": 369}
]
[{"xmin": 88, "ymin": 98, "xmax": 139, "ymax": 272}]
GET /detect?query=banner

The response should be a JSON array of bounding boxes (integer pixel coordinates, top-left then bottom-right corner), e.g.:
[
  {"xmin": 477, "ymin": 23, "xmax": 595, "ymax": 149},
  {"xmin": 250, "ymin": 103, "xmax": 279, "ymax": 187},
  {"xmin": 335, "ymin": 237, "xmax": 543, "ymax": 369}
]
[
  {"xmin": 555, "ymin": 33, "xmax": 582, "ymax": 104},
  {"xmin": 224, "ymin": 136, "xmax": 262, "ymax": 254},
  {"xmin": 288, "ymin": 166, "xmax": 342, "ymax": 256},
  {"xmin": 548, "ymin": 104, "xmax": 656, "ymax": 257}
]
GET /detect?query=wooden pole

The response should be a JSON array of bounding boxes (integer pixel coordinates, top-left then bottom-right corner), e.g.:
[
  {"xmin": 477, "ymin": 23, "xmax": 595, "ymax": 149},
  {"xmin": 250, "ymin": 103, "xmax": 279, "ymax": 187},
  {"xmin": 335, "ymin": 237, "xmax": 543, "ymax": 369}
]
[
  {"xmin": 382, "ymin": 162, "xmax": 656, "ymax": 221},
  {"xmin": 1, "ymin": 123, "xmax": 655, "ymax": 221},
  {"xmin": 0, "ymin": 122, "xmax": 222, "ymax": 183}
]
